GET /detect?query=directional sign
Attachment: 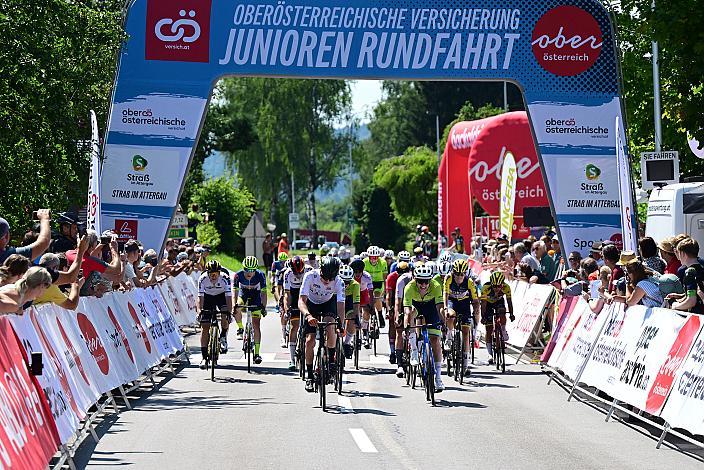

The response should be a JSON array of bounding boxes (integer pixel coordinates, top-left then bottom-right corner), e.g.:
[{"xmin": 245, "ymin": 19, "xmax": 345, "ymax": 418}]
[{"xmin": 288, "ymin": 213, "xmax": 300, "ymax": 230}]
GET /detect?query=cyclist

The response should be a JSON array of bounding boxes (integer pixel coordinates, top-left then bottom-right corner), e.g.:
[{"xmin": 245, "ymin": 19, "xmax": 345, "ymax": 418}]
[
  {"xmin": 233, "ymin": 256, "xmax": 268, "ymax": 365},
  {"xmin": 270, "ymin": 252, "xmax": 288, "ymax": 312},
  {"xmin": 387, "ymin": 261, "xmax": 410, "ymax": 373},
  {"xmin": 350, "ymin": 259, "xmax": 374, "ymax": 349},
  {"xmin": 339, "ymin": 247, "xmax": 351, "ymax": 265},
  {"xmin": 283, "ymin": 256, "xmax": 308, "ymax": 371},
  {"xmin": 197, "ymin": 260, "xmax": 233, "ymax": 369},
  {"xmin": 306, "ymin": 252, "xmax": 319, "ymax": 269},
  {"xmin": 339, "ymin": 264, "xmax": 361, "ymax": 359},
  {"xmin": 444, "ymin": 259, "xmax": 480, "ymax": 376},
  {"xmin": 364, "ymin": 246, "xmax": 388, "ymax": 329},
  {"xmin": 299, "ymin": 256, "xmax": 345, "ymax": 393},
  {"xmin": 383, "ymin": 250, "xmax": 395, "ymax": 270},
  {"xmin": 390, "ymin": 250, "xmax": 411, "ymax": 273},
  {"xmin": 412, "ymin": 246, "xmax": 426, "ymax": 263},
  {"xmin": 480, "ymin": 271, "xmax": 515, "ymax": 364},
  {"xmin": 426, "ymin": 260, "xmax": 438, "ymax": 284},
  {"xmin": 394, "ymin": 261, "xmax": 416, "ymax": 377},
  {"xmin": 404, "ymin": 264, "xmax": 446, "ymax": 392}
]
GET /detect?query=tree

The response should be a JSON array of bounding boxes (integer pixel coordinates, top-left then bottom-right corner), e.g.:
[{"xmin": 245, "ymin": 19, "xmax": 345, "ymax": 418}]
[
  {"xmin": 373, "ymin": 146, "xmax": 439, "ymax": 228},
  {"xmin": 189, "ymin": 177, "xmax": 256, "ymax": 254},
  {"xmin": 352, "ymin": 183, "xmax": 405, "ymax": 251}
]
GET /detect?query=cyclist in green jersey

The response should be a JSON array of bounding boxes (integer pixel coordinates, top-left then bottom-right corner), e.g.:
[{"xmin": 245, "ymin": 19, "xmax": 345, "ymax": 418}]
[
  {"xmin": 364, "ymin": 245, "xmax": 388, "ymax": 329},
  {"xmin": 339, "ymin": 265, "xmax": 361, "ymax": 358}
]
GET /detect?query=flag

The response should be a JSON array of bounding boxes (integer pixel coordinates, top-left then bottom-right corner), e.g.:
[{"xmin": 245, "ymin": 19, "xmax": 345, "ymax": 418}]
[
  {"xmin": 615, "ymin": 116, "xmax": 637, "ymax": 252},
  {"xmin": 499, "ymin": 149, "xmax": 517, "ymax": 243},
  {"xmin": 87, "ymin": 110, "xmax": 102, "ymax": 233}
]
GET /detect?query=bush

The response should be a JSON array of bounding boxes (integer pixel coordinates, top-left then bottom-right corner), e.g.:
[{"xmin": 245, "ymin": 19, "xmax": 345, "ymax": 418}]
[
  {"xmin": 196, "ymin": 222, "xmax": 221, "ymax": 249},
  {"xmin": 190, "ymin": 177, "xmax": 256, "ymax": 254}
]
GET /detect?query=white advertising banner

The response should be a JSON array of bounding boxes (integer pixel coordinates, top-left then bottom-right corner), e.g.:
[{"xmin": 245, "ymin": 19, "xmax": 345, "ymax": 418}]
[
  {"xmin": 608, "ymin": 307, "xmax": 689, "ymax": 411},
  {"xmin": 546, "ymin": 296, "xmax": 592, "ymax": 371},
  {"xmin": 505, "ymin": 281, "xmax": 554, "ymax": 348},
  {"xmin": 109, "ymin": 291, "xmax": 161, "ymax": 374},
  {"xmin": 160, "ymin": 273, "xmax": 198, "ymax": 326},
  {"xmin": 146, "ymin": 287, "xmax": 184, "ymax": 352}
]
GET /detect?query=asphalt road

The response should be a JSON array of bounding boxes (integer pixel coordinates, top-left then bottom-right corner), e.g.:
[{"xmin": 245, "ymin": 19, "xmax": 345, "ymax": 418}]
[{"xmin": 74, "ymin": 305, "xmax": 703, "ymax": 469}]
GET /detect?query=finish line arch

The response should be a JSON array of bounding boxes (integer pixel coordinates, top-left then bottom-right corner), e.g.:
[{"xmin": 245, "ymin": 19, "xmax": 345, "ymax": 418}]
[{"xmin": 100, "ymin": 0, "xmax": 631, "ymax": 255}]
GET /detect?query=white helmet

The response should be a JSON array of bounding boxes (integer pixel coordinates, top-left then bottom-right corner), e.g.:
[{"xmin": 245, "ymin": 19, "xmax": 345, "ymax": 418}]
[
  {"xmin": 339, "ymin": 264, "xmax": 354, "ymax": 281},
  {"xmin": 438, "ymin": 251, "xmax": 453, "ymax": 264},
  {"xmin": 398, "ymin": 250, "xmax": 411, "ymax": 262},
  {"xmin": 368, "ymin": 246, "xmax": 383, "ymax": 257},
  {"xmin": 384, "ymin": 249, "xmax": 395, "ymax": 259},
  {"xmin": 352, "ymin": 254, "xmax": 362, "ymax": 261},
  {"xmin": 438, "ymin": 260, "xmax": 452, "ymax": 276},
  {"xmin": 360, "ymin": 251, "xmax": 369, "ymax": 258},
  {"xmin": 414, "ymin": 264, "xmax": 434, "ymax": 281},
  {"xmin": 340, "ymin": 248, "xmax": 351, "ymax": 260},
  {"xmin": 426, "ymin": 260, "xmax": 437, "ymax": 275}
]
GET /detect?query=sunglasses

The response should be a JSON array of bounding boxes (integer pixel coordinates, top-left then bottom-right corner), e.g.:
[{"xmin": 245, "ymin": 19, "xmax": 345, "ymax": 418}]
[
  {"xmin": 417, "ymin": 279, "xmax": 430, "ymax": 285},
  {"xmin": 244, "ymin": 268, "xmax": 256, "ymax": 273}
]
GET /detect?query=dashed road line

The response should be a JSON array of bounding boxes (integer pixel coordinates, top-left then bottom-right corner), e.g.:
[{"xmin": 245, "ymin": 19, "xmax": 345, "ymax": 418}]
[{"xmin": 349, "ymin": 428, "xmax": 378, "ymax": 453}]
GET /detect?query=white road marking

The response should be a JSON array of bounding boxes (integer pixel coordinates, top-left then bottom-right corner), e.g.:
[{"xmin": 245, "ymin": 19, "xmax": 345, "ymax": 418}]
[
  {"xmin": 349, "ymin": 428, "xmax": 378, "ymax": 453},
  {"xmin": 368, "ymin": 355, "xmax": 388, "ymax": 364},
  {"xmin": 338, "ymin": 396, "xmax": 353, "ymax": 413}
]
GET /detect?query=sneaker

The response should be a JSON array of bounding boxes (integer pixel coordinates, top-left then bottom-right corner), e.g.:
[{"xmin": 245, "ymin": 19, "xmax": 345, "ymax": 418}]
[
  {"xmin": 199, "ymin": 359, "xmax": 208, "ymax": 370},
  {"xmin": 281, "ymin": 337, "xmax": 287, "ymax": 348},
  {"xmin": 305, "ymin": 379, "xmax": 314, "ymax": 392},
  {"xmin": 343, "ymin": 343, "xmax": 354, "ymax": 359},
  {"xmin": 487, "ymin": 358, "xmax": 494, "ymax": 365},
  {"xmin": 396, "ymin": 366, "xmax": 404, "ymax": 378},
  {"xmin": 254, "ymin": 354, "xmax": 263, "ymax": 364},
  {"xmin": 219, "ymin": 337, "xmax": 228, "ymax": 354},
  {"xmin": 236, "ymin": 328, "xmax": 244, "ymax": 340},
  {"xmin": 288, "ymin": 361, "xmax": 296, "ymax": 371},
  {"xmin": 410, "ymin": 350, "xmax": 419, "ymax": 366},
  {"xmin": 378, "ymin": 312, "xmax": 386, "ymax": 328},
  {"xmin": 435, "ymin": 377, "xmax": 445, "ymax": 393},
  {"xmin": 364, "ymin": 339, "xmax": 371, "ymax": 349},
  {"xmin": 389, "ymin": 352, "xmax": 397, "ymax": 364}
]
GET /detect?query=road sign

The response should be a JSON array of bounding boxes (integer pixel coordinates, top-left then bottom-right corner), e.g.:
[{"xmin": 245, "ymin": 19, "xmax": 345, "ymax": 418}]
[
  {"xmin": 169, "ymin": 212, "xmax": 188, "ymax": 239},
  {"xmin": 640, "ymin": 151, "xmax": 679, "ymax": 190},
  {"xmin": 288, "ymin": 213, "xmax": 300, "ymax": 230}
]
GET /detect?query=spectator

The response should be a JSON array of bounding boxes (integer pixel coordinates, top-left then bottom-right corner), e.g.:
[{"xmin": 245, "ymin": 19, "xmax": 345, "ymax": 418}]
[
  {"xmin": 0, "ymin": 210, "xmax": 52, "ymax": 264},
  {"xmin": 589, "ymin": 241, "xmax": 604, "ymax": 267},
  {"xmin": 602, "ymin": 244, "xmax": 625, "ymax": 293},
  {"xmin": 533, "ymin": 240, "xmax": 557, "ymax": 283},
  {"xmin": 123, "ymin": 239, "xmax": 157, "ymax": 288},
  {"xmin": 669, "ymin": 238, "xmax": 704, "ymax": 314},
  {"xmin": 51, "ymin": 212, "xmax": 80, "ymax": 253},
  {"xmin": 35, "ymin": 251, "xmax": 85, "ymax": 310},
  {"xmin": 66, "ymin": 230, "xmax": 122, "ymax": 288},
  {"xmin": 262, "ymin": 233, "xmax": 275, "ymax": 273},
  {"xmin": 586, "ymin": 265, "xmax": 611, "ymax": 313},
  {"xmin": 0, "ymin": 266, "xmax": 52, "ymax": 314},
  {"xmin": 639, "ymin": 237, "xmax": 666, "ymax": 274},
  {"xmin": 581, "ymin": 257, "xmax": 599, "ymax": 282},
  {"xmin": 278, "ymin": 232, "xmax": 290, "ymax": 255},
  {"xmin": 438, "ymin": 230, "xmax": 448, "ymax": 250},
  {"xmin": 567, "ymin": 251, "xmax": 582, "ymax": 271},
  {"xmin": 659, "ymin": 238, "xmax": 682, "ymax": 275},
  {"xmin": 0, "ymin": 254, "xmax": 31, "ymax": 287},
  {"xmin": 551, "ymin": 235, "xmax": 562, "ymax": 266},
  {"xmin": 514, "ymin": 242, "xmax": 540, "ymax": 274},
  {"xmin": 610, "ymin": 259, "xmax": 663, "ymax": 308},
  {"xmin": 449, "ymin": 226, "xmax": 465, "ymax": 254}
]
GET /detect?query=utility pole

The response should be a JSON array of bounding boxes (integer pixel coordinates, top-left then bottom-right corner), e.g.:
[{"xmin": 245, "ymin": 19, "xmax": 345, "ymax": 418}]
[
  {"xmin": 291, "ymin": 173, "xmax": 296, "ymax": 243},
  {"xmin": 503, "ymin": 81, "xmax": 508, "ymax": 112},
  {"xmin": 652, "ymin": 26, "xmax": 662, "ymax": 152},
  {"xmin": 436, "ymin": 115, "xmax": 441, "ymax": 163}
]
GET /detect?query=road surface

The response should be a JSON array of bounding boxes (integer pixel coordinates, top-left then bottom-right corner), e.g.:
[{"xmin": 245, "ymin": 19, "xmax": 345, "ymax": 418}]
[{"xmin": 74, "ymin": 306, "xmax": 703, "ymax": 469}]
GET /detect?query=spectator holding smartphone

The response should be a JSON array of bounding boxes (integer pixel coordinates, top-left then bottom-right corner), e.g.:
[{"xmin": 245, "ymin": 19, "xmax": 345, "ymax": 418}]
[
  {"xmin": 66, "ymin": 230, "xmax": 122, "ymax": 287},
  {"xmin": 0, "ymin": 210, "xmax": 52, "ymax": 264}
]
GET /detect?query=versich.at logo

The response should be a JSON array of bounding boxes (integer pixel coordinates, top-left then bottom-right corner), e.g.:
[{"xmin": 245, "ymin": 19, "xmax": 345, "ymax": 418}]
[
  {"xmin": 145, "ymin": 0, "xmax": 211, "ymax": 63},
  {"xmin": 531, "ymin": 5, "xmax": 603, "ymax": 76}
]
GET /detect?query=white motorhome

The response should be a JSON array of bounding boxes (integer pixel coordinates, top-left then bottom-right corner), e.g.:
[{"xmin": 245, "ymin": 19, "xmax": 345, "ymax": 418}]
[{"xmin": 645, "ymin": 183, "xmax": 704, "ymax": 252}]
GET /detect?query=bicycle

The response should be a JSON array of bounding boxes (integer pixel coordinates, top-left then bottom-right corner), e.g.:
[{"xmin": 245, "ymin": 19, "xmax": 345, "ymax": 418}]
[
  {"xmin": 239, "ymin": 304, "xmax": 261, "ymax": 374},
  {"xmin": 296, "ymin": 310, "xmax": 307, "ymax": 380},
  {"xmin": 368, "ymin": 306, "xmax": 379, "ymax": 356},
  {"xmin": 492, "ymin": 314, "xmax": 506, "ymax": 374},
  {"xmin": 201, "ymin": 309, "xmax": 224, "ymax": 382},
  {"xmin": 313, "ymin": 320, "xmax": 339, "ymax": 412},
  {"xmin": 451, "ymin": 318, "xmax": 474, "ymax": 384},
  {"xmin": 408, "ymin": 323, "xmax": 438, "ymax": 406}
]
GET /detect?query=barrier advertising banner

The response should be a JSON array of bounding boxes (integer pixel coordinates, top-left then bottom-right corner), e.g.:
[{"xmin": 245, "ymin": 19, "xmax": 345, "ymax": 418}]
[
  {"xmin": 505, "ymin": 281, "xmax": 553, "ymax": 348},
  {"xmin": 102, "ymin": 0, "xmax": 628, "ymax": 253},
  {"xmin": 0, "ymin": 318, "xmax": 59, "ymax": 470}
]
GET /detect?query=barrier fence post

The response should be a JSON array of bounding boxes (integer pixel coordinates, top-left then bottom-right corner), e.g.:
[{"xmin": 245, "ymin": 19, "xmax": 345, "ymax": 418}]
[
  {"xmin": 656, "ymin": 423, "xmax": 670, "ymax": 449},
  {"xmin": 118, "ymin": 385, "xmax": 132, "ymax": 410},
  {"xmin": 106, "ymin": 391, "xmax": 120, "ymax": 414},
  {"xmin": 605, "ymin": 399, "xmax": 619, "ymax": 422}
]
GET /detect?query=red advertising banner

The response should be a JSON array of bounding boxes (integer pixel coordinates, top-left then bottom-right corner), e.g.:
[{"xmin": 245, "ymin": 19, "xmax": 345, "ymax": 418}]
[{"xmin": 0, "ymin": 318, "xmax": 59, "ymax": 470}]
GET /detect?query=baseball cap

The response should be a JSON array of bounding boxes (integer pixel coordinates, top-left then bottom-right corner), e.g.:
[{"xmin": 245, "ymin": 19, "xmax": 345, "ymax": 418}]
[
  {"xmin": 658, "ymin": 274, "xmax": 684, "ymax": 295},
  {"xmin": 0, "ymin": 217, "xmax": 9, "ymax": 237}
]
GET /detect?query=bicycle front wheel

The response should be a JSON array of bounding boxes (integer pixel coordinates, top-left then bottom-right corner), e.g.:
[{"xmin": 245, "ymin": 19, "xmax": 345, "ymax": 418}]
[{"xmin": 209, "ymin": 324, "xmax": 219, "ymax": 382}]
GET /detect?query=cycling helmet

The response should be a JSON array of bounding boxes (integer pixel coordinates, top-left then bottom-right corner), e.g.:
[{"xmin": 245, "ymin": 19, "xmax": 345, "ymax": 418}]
[
  {"xmin": 290, "ymin": 256, "xmax": 305, "ymax": 274},
  {"xmin": 349, "ymin": 259, "xmax": 365, "ymax": 273},
  {"xmin": 452, "ymin": 259, "xmax": 468, "ymax": 276},
  {"xmin": 359, "ymin": 251, "xmax": 368, "ymax": 258},
  {"xmin": 490, "ymin": 271, "xmax": 506, "ymax": 286},
  {"xmin": 308, "ymin": 251, "xmax": 317, "ymax": 260},
  {"xmin": 320, "ymin": 256, "xmax": 340, "ymax": 281},
  {"xmin": 426, "ymin": 260, "xmax": 437, "ymax": 275},
  {"xmin": 397, "ymin": 261, "xmax": 410, "ymax": 274},
  {"xmin": 438, "ymin": 251, "xmax": 453, "ymax": 264},
  {"xmin": 398, "ymin": 251, "xmax": 411, "ymax": 262},
  {"xmin": 206, "ymin": 260, "xmax": 221, "ymax": 273},
  {"xmin": 320, "ymin": 245, "xmax": 331, "ymax": 255},
  {"xmin": 368, "ymin": 246, "xmax": 382, "ymax": 257},
  {"xmin": 339, "ymin": 248, "xmax": 351, "ymax": 260},
  {"xmin": 278, "ymin": 252, "xmax": 289, "ymax": 261},
  {"xmin": 351, "ymin": 255, "xmax": 362, "ymax": 262},
  {"xmin": 438, "ymin": 261, "xmax": 452, "ymax": 276},
  {"xmin": 243, "ymin": 256, "xmax": 258, "ymax": 271},
  {"xmin": 413, "ymin": 246, "xmax": 423, "ymax": 255},
  {"xmin": 329, "ymin": 247, "xmax": 339, "ymax": 257},
  {"xmin": 339, "ymin": 264, "xmax": 354, "ymax": 281},
  {"xmin": 414, "ymin": 264, "xmax": 433, "ymax": 281},
  {"xmin": 384, "ymin": 249, "xmax": 394, "ymax": 259}
]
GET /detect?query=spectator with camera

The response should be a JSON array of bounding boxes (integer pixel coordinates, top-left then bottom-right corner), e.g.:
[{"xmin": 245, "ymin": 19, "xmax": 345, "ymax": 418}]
[
  {"xmin": 66, "ymin": 230, "xmax": 122, "ymax": 288},
  {"xmin": 0, "ymin": 210, "xmax": 52, "ymax": 264}
]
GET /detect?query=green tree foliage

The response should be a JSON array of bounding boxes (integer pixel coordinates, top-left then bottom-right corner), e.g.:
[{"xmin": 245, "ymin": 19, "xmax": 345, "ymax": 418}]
[
  {"xmin": 373, "ymin": 146, "xmax": 438, "ymax": 228},
  {"xmin": 195, "ymin": 222, "xmax": 221, "ymax": 250},
  {"xmin": 190, "ymin": 177, "xmax": 256, "ymax": 254},
  {"xmin": 352, "ymin": 184, "xmax": 404, "ymax": 251},
  {"xmin": 0, "ymin": 0, "xmax": 124, "ymax": 230}
]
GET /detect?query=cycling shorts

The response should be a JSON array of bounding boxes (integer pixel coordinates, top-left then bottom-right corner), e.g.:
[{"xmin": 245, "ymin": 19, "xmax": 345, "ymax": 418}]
[
  {"xmin": 360, "ymin": 289, "xmax": 371, "ymax": 306},
  {"xmin": 482, "ymin": 302, "xmax": 506, "ymax": 325},
  {"xmin": 199, "ymin": 308, "xmax": 229, "ymax": 324},
  {"xmin": 237, "ymin": 297, "xmax": 265, "ymax": 318},
  {"xmin": 447, "ymin": 298, "xmax": 474, "ymax": 324},
  {"xmin": 411, "ymin": 301, "xmax": 441, "ymax": 329},
  {"xmin": 303, "ymin": 297, "xmax": 338, "ymax": 335},
  {"xmin": 344, "ymin": 295, "xmax": 358, "ymax": 318},
  {"xmin": 411, "ymin": 317, "xmax": 442, "ymax": 337},
  {"xmin": 372, "ymin": 281, "xmax": 384, "ymax": 297}
]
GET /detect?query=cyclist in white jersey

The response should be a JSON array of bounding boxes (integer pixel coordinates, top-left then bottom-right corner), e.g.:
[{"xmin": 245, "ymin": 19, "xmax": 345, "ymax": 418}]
[
  {"xmin": 283, "ymin": 256, "xmax": 309, "ymax": 370},
  {"xmin": 298, "ymin": 257, "xmax": 345, "ymax": 393},
  {"xmin": 197, "ymin": 260, "xmax": 233, "ymax": 369}
]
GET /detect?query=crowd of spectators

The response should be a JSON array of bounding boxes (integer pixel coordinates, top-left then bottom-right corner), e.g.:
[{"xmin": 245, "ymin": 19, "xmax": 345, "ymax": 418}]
[
  {"xmin": 473, "ymin": 230, "xmax": 703, "ymax": 316},
  {"xmin": 0, "ymin": 210, "xmax": 211, "ymax": 316}
]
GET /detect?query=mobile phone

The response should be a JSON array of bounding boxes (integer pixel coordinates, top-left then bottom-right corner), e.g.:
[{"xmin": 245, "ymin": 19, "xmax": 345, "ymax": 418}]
[
  {"xmin": 30, "ymin": 352, "xmax": 43, "ymax": 376},
  {"xmin": 31, "ymin": 211, "xmax": 38, "ymax": 220},
  {"xmin": 100, "ymin": 235, "xmax": 111, "ymax": 245}
]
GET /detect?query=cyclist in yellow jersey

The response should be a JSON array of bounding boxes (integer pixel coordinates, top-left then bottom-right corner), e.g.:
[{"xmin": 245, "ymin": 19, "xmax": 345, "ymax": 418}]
[
  {"xmin": 443, "ymin": 259, "xmax": 480, "ymax": 375},
  {"xmin": 480, "ymin": 271, "xmax": 515, "ymax": 364},
  {"xmin": 404, "ymin": 265, "xmax": 446, "ymax": 392},
  {"xmin": 363, "ymin": 245, "xmax": 388, "ymax": 329},
  {"xmin": 339, "ymin": 265, "xmax": 361, "ymax": 358}
]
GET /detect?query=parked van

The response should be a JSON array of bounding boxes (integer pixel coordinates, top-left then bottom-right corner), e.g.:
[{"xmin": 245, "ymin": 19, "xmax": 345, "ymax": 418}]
[{"xmin": 645, "ymin": 183, "xmax": 704, "ymax": 253}]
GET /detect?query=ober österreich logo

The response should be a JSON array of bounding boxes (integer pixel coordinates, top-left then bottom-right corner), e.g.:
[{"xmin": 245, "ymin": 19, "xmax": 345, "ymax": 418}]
[
  {"xmin": 145, "ymin": 0, "xmax": 211, "ymax": 62},
  {"xmin": 531, "ymin": 6, "xmax": 603, "ymax": 76}
]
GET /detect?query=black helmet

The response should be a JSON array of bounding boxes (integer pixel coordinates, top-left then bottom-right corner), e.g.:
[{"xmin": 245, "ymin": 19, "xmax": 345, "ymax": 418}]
[
  {"xmin": 320, "ymin": 256, "xmax": 340, "ymax": 281},
  {"xmin": 57, "ymin": 212, "xmax": 79, "ymax": 226},
  {"xmin": 349, "ymin": 259, "xmax": 365, "ymax": 273}
]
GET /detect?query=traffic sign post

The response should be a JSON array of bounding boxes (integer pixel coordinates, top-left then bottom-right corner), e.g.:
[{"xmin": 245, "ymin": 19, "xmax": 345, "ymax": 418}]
[
  {"xmin": 288, "ymin": 213, "xmax": 300, "ymax": 230},
  {"xmin": 169, "ymin": 212, "xmax": 188, "ymax": 239},
  {"xmin": 640, "ymin": 151, "xmax": 679, "ymax": 190}
]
